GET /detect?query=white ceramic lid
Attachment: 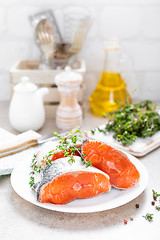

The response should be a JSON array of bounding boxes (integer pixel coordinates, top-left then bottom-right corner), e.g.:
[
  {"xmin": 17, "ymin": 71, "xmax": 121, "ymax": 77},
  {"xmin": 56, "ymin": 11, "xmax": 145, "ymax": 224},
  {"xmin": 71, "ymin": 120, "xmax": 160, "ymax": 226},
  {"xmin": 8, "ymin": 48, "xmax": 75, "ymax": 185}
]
[
  {"xmin": 55, "ymin": 66, "xmax": 83, "ymax": 86},
  {"xmin": 14, "ymin": 76, "xmax": 37, "ymax": 92}
]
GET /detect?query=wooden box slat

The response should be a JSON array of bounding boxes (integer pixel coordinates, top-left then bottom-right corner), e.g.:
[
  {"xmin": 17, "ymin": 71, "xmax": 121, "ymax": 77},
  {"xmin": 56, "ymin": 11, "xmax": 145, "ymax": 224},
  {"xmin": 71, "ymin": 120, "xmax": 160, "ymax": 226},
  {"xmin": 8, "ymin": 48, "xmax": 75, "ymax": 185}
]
[{"xmin": 10, "ymin": 59, "xmax": 86, "ymax": 84}]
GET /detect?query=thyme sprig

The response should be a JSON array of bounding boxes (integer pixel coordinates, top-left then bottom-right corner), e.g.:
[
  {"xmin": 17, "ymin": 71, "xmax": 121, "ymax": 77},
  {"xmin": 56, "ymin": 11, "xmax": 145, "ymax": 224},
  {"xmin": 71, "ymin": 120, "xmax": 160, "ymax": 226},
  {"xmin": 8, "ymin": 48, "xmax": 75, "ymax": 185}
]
[
  {"xmin": 99, "ymin": 100, "xmax": 160, "ymax": 146},
  {"xmin": 156, "ymin": 205, "xmax": 160, "ymax": 211},
  {"xmin": 143, "ymin": 213, "xmax": 154, "ymax": 221},
  {"xmin": 29, "ymin": 153, "xmax": 43, "ymax": 187},
  {"xmin": 29, "ymin": 126, "xmax": 91, "ymax": 187},
  {"xmin": 152, "ymin": 189, "xmax": 160, "ymax": 199}
]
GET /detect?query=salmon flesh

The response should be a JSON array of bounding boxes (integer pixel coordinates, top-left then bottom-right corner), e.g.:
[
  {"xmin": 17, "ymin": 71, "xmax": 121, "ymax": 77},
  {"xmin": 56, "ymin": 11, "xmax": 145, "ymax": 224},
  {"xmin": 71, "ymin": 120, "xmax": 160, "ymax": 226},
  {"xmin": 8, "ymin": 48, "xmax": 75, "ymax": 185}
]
[
  {"xmin": 34, "ymin": 156, "xmax": 111, "ymax": 204},
  {"xmin": 81, "ymin": 140, "xmax": 140, "ymax": 189}
]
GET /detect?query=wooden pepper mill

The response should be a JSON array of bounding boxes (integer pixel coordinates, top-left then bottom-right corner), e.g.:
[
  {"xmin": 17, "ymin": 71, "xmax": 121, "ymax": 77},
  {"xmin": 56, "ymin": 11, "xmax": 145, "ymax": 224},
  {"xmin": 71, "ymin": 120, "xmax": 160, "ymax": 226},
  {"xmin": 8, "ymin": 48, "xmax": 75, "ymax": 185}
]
[{"xmin": 55, "ymin": 66, "xmax": 83, "ymax": 130}]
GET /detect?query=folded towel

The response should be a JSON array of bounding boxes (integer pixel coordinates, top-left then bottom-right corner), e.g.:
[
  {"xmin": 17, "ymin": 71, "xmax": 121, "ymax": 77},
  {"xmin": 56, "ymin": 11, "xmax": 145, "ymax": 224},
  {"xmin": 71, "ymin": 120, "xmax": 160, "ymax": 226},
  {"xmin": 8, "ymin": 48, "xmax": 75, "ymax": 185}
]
[{"xmin": 0, "ymin": 128, "xmax": 40, "ymax": 175}]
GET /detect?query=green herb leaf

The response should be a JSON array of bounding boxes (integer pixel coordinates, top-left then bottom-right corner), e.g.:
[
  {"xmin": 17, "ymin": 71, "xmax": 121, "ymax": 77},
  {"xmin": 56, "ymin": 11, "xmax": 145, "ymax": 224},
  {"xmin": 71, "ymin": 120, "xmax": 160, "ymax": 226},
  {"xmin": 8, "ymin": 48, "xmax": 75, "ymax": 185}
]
[
  {"xmin": 97, "ymin": 127, "xmax": 106, "ymax": 134},
  {"xmin": 143, "ymin": 213, "xmax": 154, "ymax": 221},
  {"xmin": 156, "ymin": 205, "xmax": 160, "ymax": 211},
  {"xmin": 85, "ymin": 160, "xmax": 92, "ymax": 168},
  {"xmin": 152, "ymin": 189, "xmax": 160, "ymax": 197},
  {"xmin": 91, "ymin": 129, "xmax": 95, "ymax": 134}
]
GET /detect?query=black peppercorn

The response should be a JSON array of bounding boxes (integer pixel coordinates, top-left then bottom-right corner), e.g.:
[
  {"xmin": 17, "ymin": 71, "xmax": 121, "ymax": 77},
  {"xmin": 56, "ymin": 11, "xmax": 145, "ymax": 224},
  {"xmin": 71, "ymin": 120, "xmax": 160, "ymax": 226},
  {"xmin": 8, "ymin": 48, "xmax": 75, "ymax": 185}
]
[
  {"xmin": 153, "ymin": 195, "xmax": 157, "ymax": 201},
  {"xmin": 135, "ymin": 204, "xmax": 139, "ymax": 208},
  {"xmin": 151, "ymin": 201, "xmax": 155, "ymax": 206}
]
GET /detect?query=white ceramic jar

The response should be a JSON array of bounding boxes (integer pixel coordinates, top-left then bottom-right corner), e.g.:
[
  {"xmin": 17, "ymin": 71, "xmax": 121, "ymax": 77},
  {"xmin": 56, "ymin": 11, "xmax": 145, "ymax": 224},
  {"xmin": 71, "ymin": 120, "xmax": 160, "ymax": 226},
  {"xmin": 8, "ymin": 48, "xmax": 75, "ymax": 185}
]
[
  {"xmin": 9, "ymin": 76, "xmax": 49, "ymax": 132},
  {"xmin": 55, "ymin": 67, "xmax": 83, "ymax": 130}
]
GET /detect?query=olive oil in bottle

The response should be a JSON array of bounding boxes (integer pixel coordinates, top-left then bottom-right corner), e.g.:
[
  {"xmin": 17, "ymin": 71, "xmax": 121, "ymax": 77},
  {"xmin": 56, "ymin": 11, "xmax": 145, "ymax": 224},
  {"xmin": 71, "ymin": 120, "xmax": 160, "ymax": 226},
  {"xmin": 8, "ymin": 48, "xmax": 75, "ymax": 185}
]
[{"xmin": 89, "ymin": 40, "xmax": 131, "ymax": 116}]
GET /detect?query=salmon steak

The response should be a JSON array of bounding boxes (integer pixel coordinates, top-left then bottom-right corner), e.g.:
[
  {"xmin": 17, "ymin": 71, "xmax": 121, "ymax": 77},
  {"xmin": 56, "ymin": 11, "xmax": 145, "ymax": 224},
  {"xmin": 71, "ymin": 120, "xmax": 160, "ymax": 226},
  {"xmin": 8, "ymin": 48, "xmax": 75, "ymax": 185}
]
[
  {"xmin": 34, "ymin": 156, "xmax": 111, "ymax": 204},
  {"xmin": 81, "ymin": 140, "xmax": 140, "ymax": 189}
]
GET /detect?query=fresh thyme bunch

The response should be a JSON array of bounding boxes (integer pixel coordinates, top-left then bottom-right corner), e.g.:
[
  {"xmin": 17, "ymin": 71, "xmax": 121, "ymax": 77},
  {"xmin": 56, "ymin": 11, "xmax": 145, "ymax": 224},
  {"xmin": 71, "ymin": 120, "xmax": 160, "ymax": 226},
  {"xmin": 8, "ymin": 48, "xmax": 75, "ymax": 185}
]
[{"xmin": 103, "ymin": 100, "xmax": 160, "ymax": 146}]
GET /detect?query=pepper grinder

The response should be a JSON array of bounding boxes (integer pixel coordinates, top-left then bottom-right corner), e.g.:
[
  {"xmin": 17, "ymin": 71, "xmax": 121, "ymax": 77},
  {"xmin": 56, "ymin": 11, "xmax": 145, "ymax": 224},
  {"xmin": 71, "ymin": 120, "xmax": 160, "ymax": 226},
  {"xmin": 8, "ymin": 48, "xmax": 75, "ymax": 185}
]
[{"xmin": 55, "ymin": 66, "xmax": 83, "ymax": 130}]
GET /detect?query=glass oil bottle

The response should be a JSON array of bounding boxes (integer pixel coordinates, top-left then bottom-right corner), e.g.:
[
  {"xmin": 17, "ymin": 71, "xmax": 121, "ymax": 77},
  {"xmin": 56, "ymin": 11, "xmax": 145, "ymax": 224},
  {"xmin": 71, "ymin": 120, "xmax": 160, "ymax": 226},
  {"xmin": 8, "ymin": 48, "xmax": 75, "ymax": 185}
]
[{"xmin": 89, "ymin": 39, "xmax": 131, "ymax": 116}]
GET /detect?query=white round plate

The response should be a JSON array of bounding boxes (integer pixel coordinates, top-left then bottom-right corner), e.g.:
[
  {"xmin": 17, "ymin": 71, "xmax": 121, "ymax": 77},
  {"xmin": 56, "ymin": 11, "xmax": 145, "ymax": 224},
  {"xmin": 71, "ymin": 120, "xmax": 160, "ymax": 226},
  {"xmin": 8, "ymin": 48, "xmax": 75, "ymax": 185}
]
[{"xmin": 11, "ymin": 150, "xmax": 148, "ymax": 213}]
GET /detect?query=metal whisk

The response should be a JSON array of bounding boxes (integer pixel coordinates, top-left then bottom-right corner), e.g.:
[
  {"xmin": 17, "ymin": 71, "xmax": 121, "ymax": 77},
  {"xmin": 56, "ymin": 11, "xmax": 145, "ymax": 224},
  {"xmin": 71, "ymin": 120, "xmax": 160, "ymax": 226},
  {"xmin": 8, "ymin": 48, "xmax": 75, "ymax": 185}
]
[{"xmin": 62, "ymin": 5, "xmax": 92, "ymax": 58}]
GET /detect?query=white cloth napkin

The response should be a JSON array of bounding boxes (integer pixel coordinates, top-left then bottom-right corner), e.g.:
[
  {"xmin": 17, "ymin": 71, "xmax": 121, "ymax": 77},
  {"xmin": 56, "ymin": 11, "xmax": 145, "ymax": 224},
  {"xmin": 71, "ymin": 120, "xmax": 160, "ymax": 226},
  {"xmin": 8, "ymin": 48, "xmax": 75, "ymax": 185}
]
[
  {"xmin": 0, "ymin": 128, "xmax": 60, "ymax": 175},
  {"xmin": 0, "ymin": 128, "xmax": 41, "ymax": 175}
]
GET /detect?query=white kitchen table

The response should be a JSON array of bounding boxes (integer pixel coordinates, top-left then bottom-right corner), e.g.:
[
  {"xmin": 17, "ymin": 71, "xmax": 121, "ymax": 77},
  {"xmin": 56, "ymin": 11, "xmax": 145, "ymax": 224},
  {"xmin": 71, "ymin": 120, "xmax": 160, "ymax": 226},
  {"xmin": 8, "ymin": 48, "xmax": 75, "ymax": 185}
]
[{"xmin": 0, "ymin": 101, "xmax": 160, "ymax": 240}]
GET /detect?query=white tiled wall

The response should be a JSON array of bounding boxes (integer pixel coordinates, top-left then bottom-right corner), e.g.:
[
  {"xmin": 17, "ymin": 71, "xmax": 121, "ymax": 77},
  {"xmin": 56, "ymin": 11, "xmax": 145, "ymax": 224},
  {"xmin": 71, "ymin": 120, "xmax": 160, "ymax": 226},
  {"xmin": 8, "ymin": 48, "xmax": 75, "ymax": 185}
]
[{"xmin": 0, "ymin": 0, "xmax": 160, "ymax": 102}]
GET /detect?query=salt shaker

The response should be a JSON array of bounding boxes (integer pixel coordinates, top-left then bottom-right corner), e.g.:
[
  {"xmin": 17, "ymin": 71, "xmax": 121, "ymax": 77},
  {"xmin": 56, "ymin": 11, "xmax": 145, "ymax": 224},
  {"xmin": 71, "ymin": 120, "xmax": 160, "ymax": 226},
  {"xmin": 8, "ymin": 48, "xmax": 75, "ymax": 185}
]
[{"xmin": 55, "ymin": 66, "xmax": 83, "ymax": 130}]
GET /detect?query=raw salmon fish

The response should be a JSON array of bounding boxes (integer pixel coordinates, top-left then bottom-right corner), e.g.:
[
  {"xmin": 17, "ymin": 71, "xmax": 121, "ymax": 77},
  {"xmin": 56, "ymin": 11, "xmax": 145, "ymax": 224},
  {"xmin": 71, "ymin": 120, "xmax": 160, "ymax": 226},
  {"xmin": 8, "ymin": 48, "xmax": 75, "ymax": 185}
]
[
  {"xmin": 82, "ymin": 140, "xmax": 140, "ymax": 189},
  {"xmin": 34, "ymin": 156, "xmax": 111, "ymax": 204}
]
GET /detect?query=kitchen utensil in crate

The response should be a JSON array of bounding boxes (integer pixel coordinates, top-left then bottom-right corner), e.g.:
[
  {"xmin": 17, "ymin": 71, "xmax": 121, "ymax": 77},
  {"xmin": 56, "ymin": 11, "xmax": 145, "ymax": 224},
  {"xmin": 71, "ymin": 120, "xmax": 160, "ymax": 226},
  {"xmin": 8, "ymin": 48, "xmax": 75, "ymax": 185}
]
[
  {"xmin": 52, "ymin": 5, "xmax": 93, "ymax": 68},
  {"xmin": 30, "ymin": 10, "xmax": 63, "ymax": 69},
  {"xmin": 30, "ymin": 10, "xmax": 63, "ymax": 45},
  {"xmin": 35, "ymin": 19, "xmax": 55, "ymax": 69},
  {"xmin": 55, "ymin": 66, "xmax": 83, "ymax": 130},
  {"xmin": 68, "ymin": 16, "xmax": 92, "ymax": 56},
  {"xmin": 62, "ymin": 5, "xmax": 92, "ymax": 57}
]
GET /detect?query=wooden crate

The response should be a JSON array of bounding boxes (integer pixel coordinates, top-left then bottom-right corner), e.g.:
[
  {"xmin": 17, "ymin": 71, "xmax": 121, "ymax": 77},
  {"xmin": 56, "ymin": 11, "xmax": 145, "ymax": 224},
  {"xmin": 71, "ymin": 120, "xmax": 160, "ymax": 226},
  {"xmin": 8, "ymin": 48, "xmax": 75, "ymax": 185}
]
[{"xmin": 10, "ymin": 59, "xmax": 86, "ymax": 118}]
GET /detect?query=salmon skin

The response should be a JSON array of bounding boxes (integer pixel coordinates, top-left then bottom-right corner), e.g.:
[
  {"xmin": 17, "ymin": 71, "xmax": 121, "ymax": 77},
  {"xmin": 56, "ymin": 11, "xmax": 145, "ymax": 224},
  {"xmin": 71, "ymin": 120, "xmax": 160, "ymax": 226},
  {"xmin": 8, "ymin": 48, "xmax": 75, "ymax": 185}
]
[
  {"xmin": 34, "ymin": 156, "xmax": 111, "ymax": 204},
  {"xmin": 81, "ymin": 140, "xmax": 140, "ymax": 189}
]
